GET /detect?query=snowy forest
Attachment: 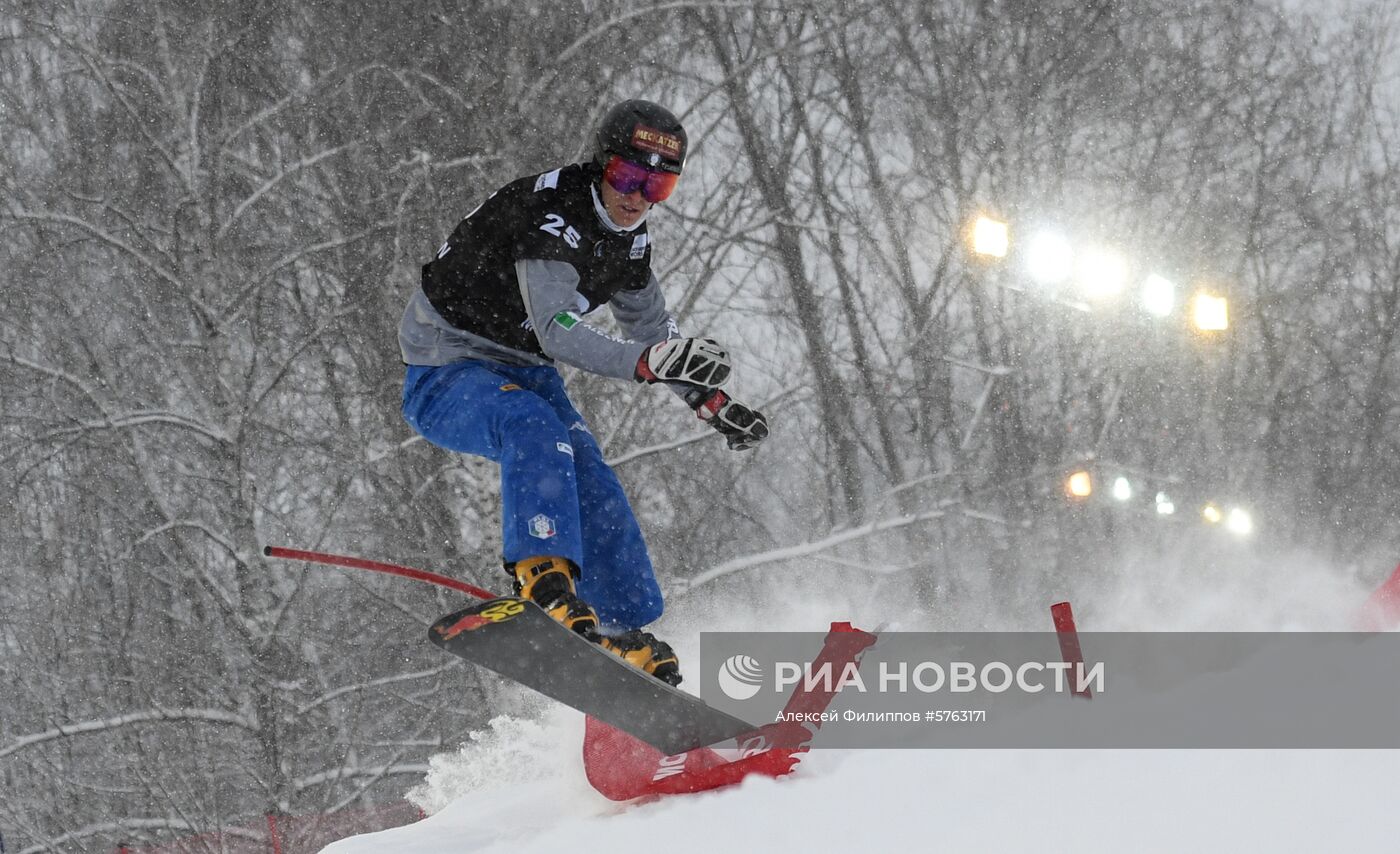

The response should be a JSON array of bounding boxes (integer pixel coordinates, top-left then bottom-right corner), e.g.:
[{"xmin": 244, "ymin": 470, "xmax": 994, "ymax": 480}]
[{"xmin": 4, "ymin": 0, "xmax": 1399, "ymax": 849}]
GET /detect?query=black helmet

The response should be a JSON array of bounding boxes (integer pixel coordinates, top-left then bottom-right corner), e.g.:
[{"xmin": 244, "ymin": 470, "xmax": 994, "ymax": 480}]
[{"xmin": 594, "ymin": 99, "xmax": 687, "ymax": 175}]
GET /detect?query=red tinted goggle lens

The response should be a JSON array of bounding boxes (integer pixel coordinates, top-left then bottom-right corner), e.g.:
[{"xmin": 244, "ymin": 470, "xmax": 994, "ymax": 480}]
[{"xmin": 603, "ymin": 155, "xmax": 680, "ymax": 203}]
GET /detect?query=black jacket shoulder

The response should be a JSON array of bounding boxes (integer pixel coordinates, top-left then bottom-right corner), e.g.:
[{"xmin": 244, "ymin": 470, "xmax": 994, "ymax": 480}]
[{"xmin": 420, "ymin": 162, "xmax": 655, "ymax": 353}]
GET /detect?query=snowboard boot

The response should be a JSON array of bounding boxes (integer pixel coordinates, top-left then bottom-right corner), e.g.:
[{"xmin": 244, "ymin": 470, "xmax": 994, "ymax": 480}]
[
  {"xmin": 506, "ymin": 556, "xmax": 600, "ymax": 639},
  {"xmin": 600, "ymin": 629, "xmax": 682, "ymax": 687}
]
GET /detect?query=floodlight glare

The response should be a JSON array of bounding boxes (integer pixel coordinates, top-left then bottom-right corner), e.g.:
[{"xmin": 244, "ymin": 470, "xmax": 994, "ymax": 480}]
[
  {"xmin": 1066, "ymin": 470, "xmax": 1092, "ymax": 498},
  {"xmin": 1026, "ymin": 232, "xmax": 1074, "ymax": 285},
  {"xmin": 1202, "ymin": 503, "xmax": 1223, "ymax": 524},
  {"xmin": 1155, "ymin": 492, "xmax": 1176, "ymax": 515},
  {"xmin": 1142, "ymin": 274, "xmax": 1176, "ymax": 318},
  {"xmin": 1112, "ymin": 476, "xmax": 1133, "ymax": 501},
  {"xmin": 1226, "ymin": 507, "xmax": 1254, "ymax": 536},
  {"xmin": 1193, "ymin": 293, "xmax": 1229, "ymax": 331},
  {"xmin": 1077, "ymin": 248, "xmax": 1129, "ymax": 299},
  {"xmin": 971, "ymin": 215, "xmax": 1009, "ymax": 258}
]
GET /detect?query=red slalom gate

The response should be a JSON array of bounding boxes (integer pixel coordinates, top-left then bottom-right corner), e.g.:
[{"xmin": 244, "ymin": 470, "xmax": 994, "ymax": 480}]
[
  {"xmin": 583, "ymin": 621, "xmax": 878, "ymax": 801},
  {"xmin": 1050, "ymin": 601, "xmax": 1092, "ymax": 699},
  {"xmin": 263, "ymin": 545, "xmax": 495, "ymax": 600},
  {"xmin": 1355, "ymin": 562, "xmax": 1400, "ymax": 631}
]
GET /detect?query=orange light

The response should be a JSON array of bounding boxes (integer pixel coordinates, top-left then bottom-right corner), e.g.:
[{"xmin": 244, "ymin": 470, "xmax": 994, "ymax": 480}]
[
  {"xmin": 1066, "ymin": 471, "xmax": 1093, "ymax": 498},
  {"xmin": 970, "ymin": 215, "xmax": 1009, "ymax": 258},
  {"xmin": 1192, "ymin": 293, "xmax": 1229, "ymax": 331}
]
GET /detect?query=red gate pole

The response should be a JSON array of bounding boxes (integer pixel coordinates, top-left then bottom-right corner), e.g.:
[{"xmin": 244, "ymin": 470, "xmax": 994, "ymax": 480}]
[
  {"xmin": 1050, "ymin": 601, "xmax": 1093, "ymax": 700},
  {"xmin": 263, "ymin": 546, "xmax": 494, "ymax": 600},
  {"xmin": 267, "ymin": 813, "xmax": 283, "ymax": 854}
]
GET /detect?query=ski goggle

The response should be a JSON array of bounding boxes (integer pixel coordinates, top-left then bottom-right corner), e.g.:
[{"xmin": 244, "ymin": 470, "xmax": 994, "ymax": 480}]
[{"xmin": 602, "ymin": 154, "xmax": 680, "ymax": 203}]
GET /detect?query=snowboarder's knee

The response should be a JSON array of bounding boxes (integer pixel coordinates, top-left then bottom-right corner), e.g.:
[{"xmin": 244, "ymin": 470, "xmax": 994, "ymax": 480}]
[{"xmin": 497, "ymin": 395, "xmax": 571, "ymax": 446}]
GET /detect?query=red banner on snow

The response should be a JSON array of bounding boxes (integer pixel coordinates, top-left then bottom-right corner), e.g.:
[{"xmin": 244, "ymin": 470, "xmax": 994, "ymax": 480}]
[
  {"xmin": 1356, "ymin": 563, "xmax": 1400, "ymax": 631},
  {"xmin": 583, "ymin": 621, "xmax": 877, "ymax": 801}
]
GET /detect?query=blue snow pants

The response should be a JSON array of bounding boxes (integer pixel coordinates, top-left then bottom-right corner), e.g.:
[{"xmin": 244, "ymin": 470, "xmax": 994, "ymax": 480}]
[{"xmin": 402, "ymin": 360, "xmax": 663, "ymax": 630}]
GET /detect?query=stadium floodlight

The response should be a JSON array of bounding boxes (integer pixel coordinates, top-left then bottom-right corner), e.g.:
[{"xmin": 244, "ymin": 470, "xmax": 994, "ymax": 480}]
[
  {"xmin": 1202, "ymin": 503, "xmax": 1223, "ymax": 524},
  {"xmin": 1142, "ymin": 274, "xmax": 1176, "ymax": 318},
  {"xmin": 1155, "ymin": 491, "xmax": 1176, "ymax": 515},
  {"xmin": 1226, "ymin": 507, "xmax": 1253, "ymax": 536},
  {"xmin": 1192, "ymin": 293, "xmax": 1229, "ymax": 331},
  {"xmin": 1077, "ymin": 248, "xmax": 1129, "ymax": 299},
  {"xmin": 1112, "ymin": 476, "xmax": 1133, "ymax": 501},
  {"xmin": 1026, "ymin": 232, "xmax": 1074, "ymax": 285},
  {"xmin": 970, "ymin": 215, "xmax": 1009, "ymax": 258},
  {"xmin": 1065, "ymin": 470, "xmax": 1092, "ymax": 498}
]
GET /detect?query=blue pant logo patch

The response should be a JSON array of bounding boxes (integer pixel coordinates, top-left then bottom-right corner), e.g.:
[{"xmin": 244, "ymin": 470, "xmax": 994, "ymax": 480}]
[{"xmin": 528, "ymin": 514, "xmax": 557, "ymax": 539}]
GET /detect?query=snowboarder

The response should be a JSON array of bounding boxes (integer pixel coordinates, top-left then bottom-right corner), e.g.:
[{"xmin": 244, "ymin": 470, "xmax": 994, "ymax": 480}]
[{"xmin": 398, "ymin": 100, "xmax": 768, "ymax": 686}]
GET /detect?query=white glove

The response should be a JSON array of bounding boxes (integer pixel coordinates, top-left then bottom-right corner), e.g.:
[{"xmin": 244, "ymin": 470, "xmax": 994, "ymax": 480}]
[{"xmin": 635, "ymin": 337, "xmax": 731, "ymax": 388}]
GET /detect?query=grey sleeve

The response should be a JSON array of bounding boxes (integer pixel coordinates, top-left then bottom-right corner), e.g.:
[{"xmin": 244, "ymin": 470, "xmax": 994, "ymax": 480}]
[
  {"xmin": 609, "ymin": 271, "xmax": 680, "ymax": 345},
  {"xmin": 517, "ymin": 258, "xmax": 648, "ymax": 381},
  {"xmin": 610, "ymin": 271, "xmax": 705, "ymax": 406}
]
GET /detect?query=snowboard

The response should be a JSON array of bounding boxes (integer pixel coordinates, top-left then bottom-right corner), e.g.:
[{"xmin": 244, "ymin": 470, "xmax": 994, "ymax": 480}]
[{"xmin": 429, "ymin": 596, "xmax": 759, "ymax": 755}]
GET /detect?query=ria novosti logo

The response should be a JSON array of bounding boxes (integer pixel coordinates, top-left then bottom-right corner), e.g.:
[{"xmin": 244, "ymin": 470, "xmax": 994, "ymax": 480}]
[
  {"xmin": 716, "ymin": 654, "xmax": 764, "ymax": 700},
  {"xmin": 715, "ymin": 654, "xmax": 1104, "ymax": 699}
]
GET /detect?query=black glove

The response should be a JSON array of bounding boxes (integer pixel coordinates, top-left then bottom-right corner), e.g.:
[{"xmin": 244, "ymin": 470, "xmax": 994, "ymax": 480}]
[
  {"xmin": 635, "ymin": 337, "xmax": 731, "ymax": 388},
  {"xmin": 686, "ymin": 389, "xmax": 769, "ymax": 451}
]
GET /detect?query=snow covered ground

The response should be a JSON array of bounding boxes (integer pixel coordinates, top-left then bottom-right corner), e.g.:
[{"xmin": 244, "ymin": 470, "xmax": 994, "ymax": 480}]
[
  {"xmin": 327, "ymin": 717, "xmax": 1396, "ymax": 854},
  {"xmin": 324, "ymin": 550, "xmax": 1398, "ymax": 853}
]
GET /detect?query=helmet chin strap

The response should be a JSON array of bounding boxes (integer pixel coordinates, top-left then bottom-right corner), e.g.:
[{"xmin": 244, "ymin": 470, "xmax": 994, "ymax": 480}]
[{"xmin": 590, "ymin": 182, "xmax": 648, "ymax": 233}]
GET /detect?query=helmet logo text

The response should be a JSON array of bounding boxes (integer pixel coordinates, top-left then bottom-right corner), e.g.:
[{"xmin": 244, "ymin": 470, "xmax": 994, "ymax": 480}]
[{"xmin": 631, "ymin": 125, "xmax": 682, "ymax": 159}]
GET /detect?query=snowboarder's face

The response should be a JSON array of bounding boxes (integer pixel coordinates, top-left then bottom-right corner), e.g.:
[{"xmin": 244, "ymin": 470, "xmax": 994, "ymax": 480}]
[{"xmin": 599, "ymin": 177, "xmax": 652, "ymax": 228}]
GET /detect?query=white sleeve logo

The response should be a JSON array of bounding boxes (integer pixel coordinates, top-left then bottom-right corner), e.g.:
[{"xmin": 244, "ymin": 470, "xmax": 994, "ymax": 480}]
[
  {"xmin": 534, "ymin": 169, "xmax": 561, "ymax": 192},
  {"xmin": 540, "ymin": 213, "xmax": 581, "ymax": 249}
]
